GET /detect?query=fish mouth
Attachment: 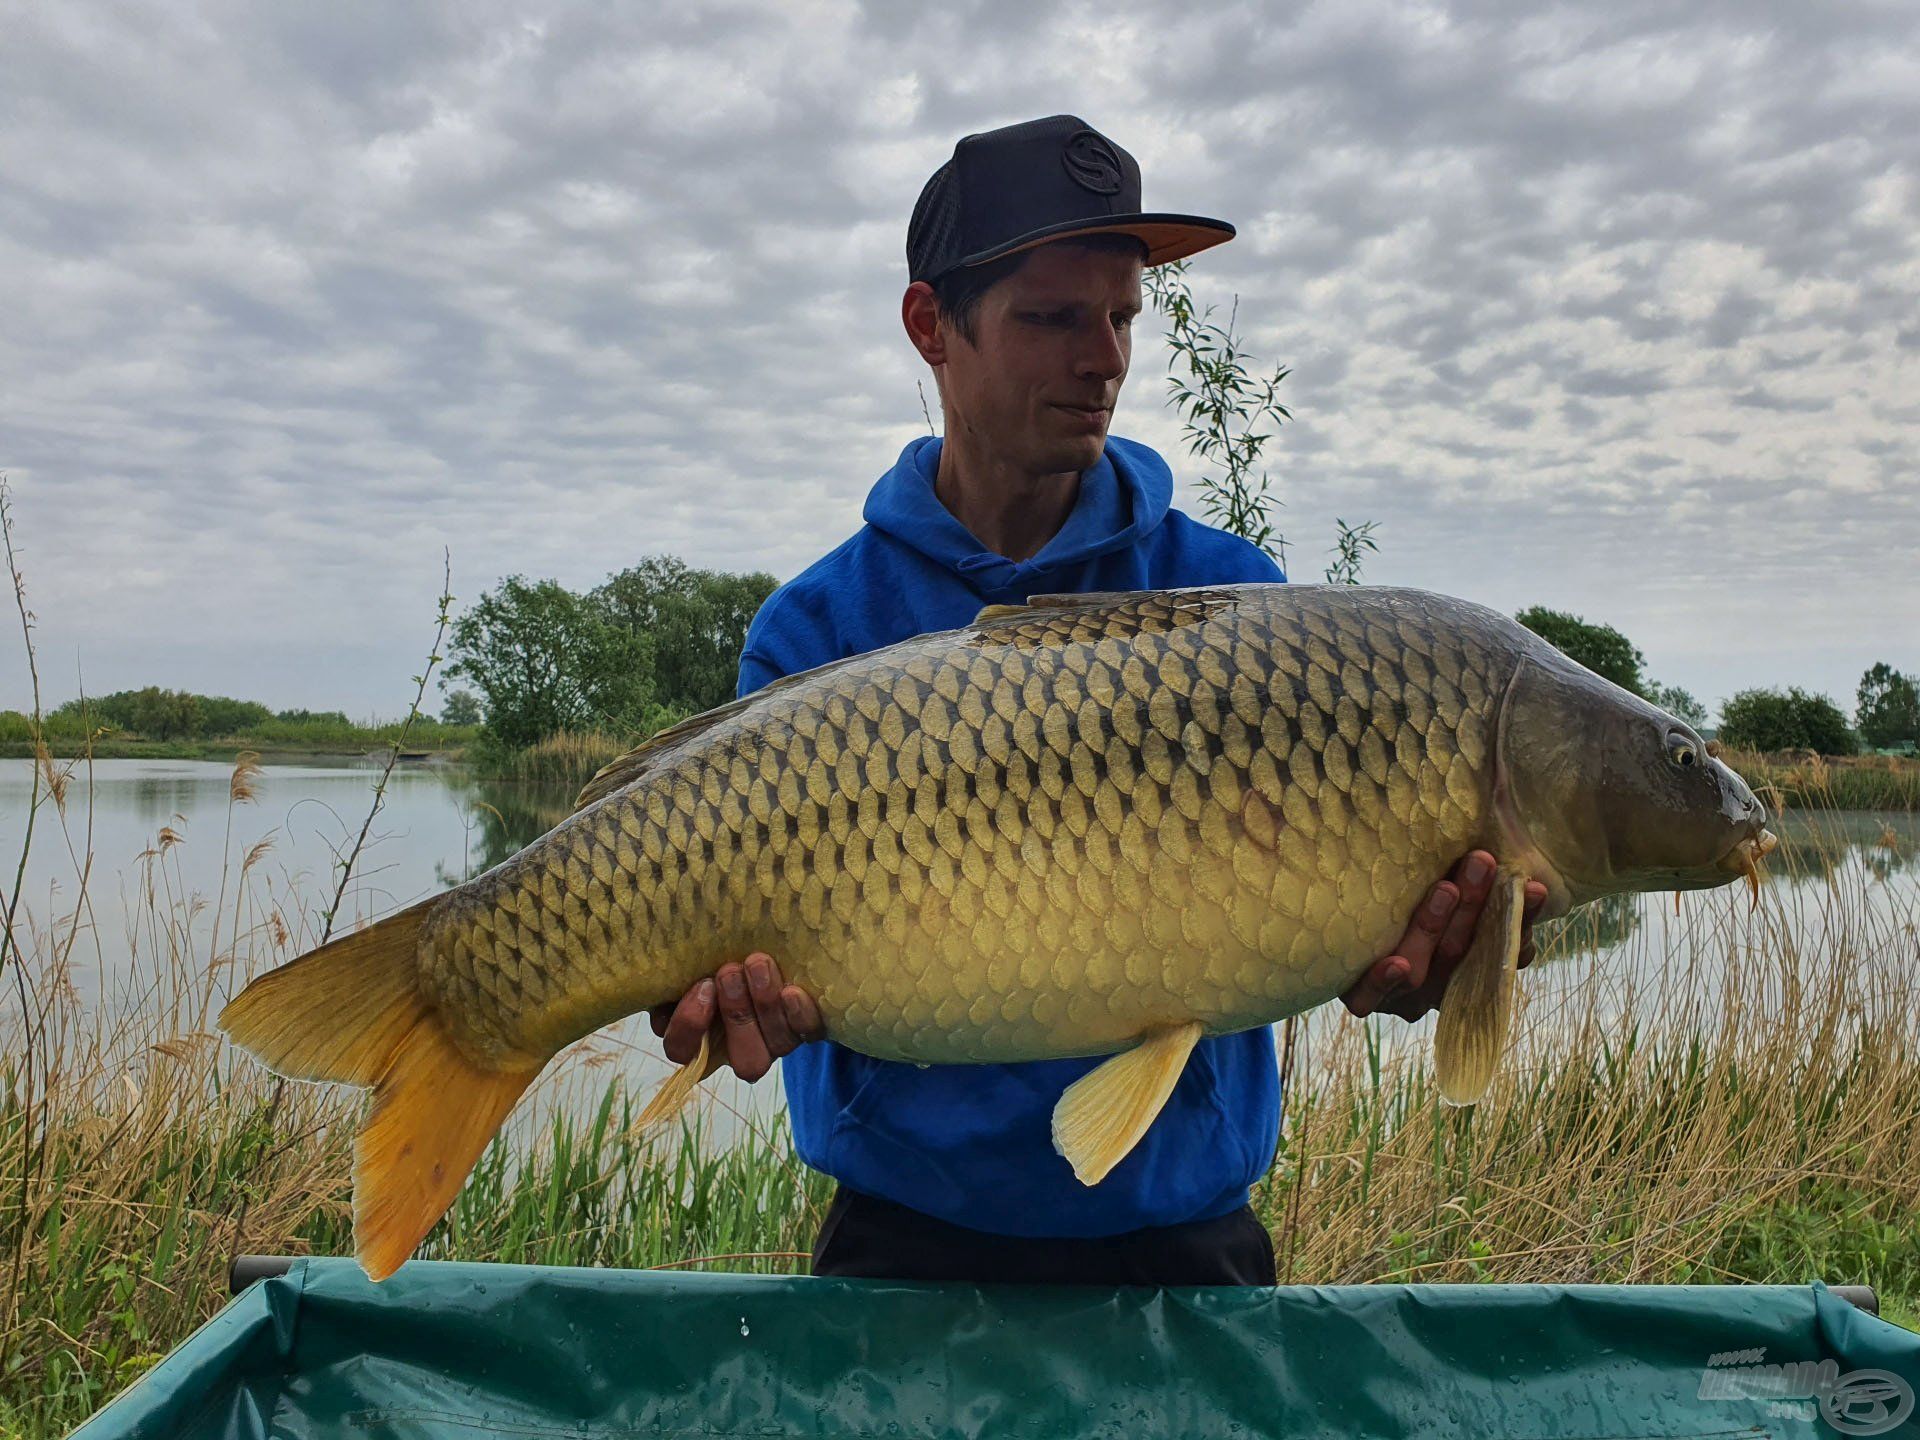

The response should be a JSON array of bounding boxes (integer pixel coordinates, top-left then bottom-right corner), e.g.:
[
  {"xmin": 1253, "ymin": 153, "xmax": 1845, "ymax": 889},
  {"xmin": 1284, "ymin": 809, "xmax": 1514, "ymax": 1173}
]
[{"xmin": 1718, "ymin": 828, "xmax": 1779, "ymax": 906}]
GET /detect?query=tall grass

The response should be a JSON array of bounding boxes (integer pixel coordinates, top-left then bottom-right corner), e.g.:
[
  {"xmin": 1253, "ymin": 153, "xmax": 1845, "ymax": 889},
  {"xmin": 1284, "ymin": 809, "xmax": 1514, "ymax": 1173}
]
[
  {"xmin": 0, "ymin": 751, "xmax": 830, "ymax": 1438},
  {"xmin": 473, "ymin": 728, "xmax": 632, "ymax": 788}
]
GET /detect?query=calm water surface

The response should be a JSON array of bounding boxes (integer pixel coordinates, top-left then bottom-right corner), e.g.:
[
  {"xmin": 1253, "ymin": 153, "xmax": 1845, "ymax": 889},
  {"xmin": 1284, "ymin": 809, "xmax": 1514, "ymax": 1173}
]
[
  {"xmin": 3, "ymin": 757, "xmax": 500, "ymax": 934},
  {"xmin": 0, "ymin": 756, "xmax": 783, "ymax": 1135}
]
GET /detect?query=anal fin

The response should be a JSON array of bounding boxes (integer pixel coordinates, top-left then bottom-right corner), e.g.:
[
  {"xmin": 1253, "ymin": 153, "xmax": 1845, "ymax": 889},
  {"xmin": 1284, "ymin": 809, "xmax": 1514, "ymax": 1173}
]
[
  {"xmin": 1433, "ymin": 870, "xmax": 1527, "ymax": 1106},
  {"xmin": 629, "ymin": 1029, "xmax": 727, "ymax": 1134},
  {"xmin": 1051, "ymin": 1021, "xmax": 1204, "ymax": 1185}
]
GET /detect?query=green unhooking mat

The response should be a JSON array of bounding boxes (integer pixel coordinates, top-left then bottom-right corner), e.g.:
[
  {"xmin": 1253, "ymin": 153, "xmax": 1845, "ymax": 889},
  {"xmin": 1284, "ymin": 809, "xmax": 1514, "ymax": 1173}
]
[{"xmin": 72, "ymin": 1259, "xmax": 1919, "ymax": 1438}]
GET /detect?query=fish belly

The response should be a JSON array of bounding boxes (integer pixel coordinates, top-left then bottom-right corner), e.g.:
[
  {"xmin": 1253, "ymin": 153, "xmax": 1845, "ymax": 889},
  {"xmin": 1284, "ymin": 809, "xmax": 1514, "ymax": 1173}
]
[{"xmin": 420, "ymin": 588, "xmax": 1507, "ymax": 1069}]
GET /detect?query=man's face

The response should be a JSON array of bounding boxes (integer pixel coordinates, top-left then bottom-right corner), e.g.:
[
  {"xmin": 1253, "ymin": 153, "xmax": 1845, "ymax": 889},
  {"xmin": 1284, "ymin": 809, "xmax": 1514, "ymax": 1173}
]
[{"xmin": 937, "ymin": 242, "xmax": 1143, "ymax": 477}]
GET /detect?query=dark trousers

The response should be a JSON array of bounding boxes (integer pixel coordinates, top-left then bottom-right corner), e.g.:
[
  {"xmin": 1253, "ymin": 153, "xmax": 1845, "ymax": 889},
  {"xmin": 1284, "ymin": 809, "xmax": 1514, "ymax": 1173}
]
[{"xmin": 810, "ymin": 1185, "xmax": 1277, "ymax": 1287}]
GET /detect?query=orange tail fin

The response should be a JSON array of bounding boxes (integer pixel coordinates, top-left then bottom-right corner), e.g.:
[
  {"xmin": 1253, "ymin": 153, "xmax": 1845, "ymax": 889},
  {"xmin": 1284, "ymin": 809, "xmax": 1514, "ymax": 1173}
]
[{"xmin": 218, "ymin": 899, "xmax": 541, "ymax": 1280}]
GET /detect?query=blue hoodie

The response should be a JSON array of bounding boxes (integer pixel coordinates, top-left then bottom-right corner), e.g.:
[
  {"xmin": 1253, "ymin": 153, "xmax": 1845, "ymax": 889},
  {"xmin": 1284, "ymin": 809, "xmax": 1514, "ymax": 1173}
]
[{"xmin": 736, "ymin": 433, "xmax": 1287, "ymax": 1237}]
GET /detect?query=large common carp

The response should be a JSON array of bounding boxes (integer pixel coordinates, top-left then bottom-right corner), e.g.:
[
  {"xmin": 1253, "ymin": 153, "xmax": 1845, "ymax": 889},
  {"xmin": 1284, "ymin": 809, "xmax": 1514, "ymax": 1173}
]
[{"xmin": 221, "ymin": 585, "xmax": 1774, "ymax": 1278}]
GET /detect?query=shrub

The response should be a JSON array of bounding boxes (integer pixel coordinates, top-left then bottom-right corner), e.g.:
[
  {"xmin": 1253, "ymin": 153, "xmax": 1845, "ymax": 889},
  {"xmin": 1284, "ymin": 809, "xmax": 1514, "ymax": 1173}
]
[
  {"xmin": 1857, "ymin": 664, "xmax": 1920, "ymax": 750},
  {"xmin": 1718, "ymin": 687, "xmax": 1858, "ymax": 755},
  {"xmin": 1516, "ymin": 607, "xmax": 1647, "ymax": 696}
]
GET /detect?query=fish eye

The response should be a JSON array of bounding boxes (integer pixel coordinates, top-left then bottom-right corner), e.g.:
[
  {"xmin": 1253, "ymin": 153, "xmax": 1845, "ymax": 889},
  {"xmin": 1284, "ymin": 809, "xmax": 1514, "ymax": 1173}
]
[{"xmin": 1666, "ymin": 733, "xmax": 1699, "ymax": 769}]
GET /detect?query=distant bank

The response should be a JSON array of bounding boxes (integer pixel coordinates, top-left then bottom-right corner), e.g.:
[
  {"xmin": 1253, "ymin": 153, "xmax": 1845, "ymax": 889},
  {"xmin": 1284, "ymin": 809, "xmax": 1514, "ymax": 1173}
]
[
  {"xmin": 0, "ymin": 737, "xmax": 473, "ymax": 763},
  {"xmin": 10, "ymin": 725, "xmax": 1916, "ymax": 811}
]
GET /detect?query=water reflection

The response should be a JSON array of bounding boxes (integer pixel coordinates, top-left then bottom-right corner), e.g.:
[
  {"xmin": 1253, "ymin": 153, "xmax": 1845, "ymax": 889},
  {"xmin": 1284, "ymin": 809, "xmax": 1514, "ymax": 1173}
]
[
  {"xmin": 127, "ymin": 774, "xmax": 207, "ymax": 827},
  {"xmin": 1534, "ymin": 809, "xmax": 1916, "ymax": 964},
  {"xmin": 1534, "ymin": 892, "xmax": 1642, "ymax": 959},
  {"xmin": 437, "ymin": 779, "xmax": 575, "ymax": 882},
  {"xmin": 1, "ymin": 758, "xmax": 485, "ymax": 957},
  {"xmin": 1864, "ymin": 834, "xmax": 1911, "ymax": 885},
  {"xmin": 1769, "ymin": 810, "xmax": 1911, "ymax": 882}
]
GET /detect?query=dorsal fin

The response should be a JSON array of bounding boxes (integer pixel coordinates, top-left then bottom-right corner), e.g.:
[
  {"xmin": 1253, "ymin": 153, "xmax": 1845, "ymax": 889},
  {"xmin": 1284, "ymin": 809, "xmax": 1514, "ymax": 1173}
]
[
  {"xmin": 571, "ymin": 649, "xmax": 872, "ymax": 812},
  {"xmin": 972, "ymin": 591, "xmax": 1141, "ymax": 625}
]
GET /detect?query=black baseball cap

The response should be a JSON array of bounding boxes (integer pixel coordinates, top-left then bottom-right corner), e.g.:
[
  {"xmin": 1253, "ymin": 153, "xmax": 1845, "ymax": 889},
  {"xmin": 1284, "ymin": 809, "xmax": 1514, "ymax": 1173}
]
[{"xmin": 906, "ymin": 114, "xmax": 1235, "ymax": 284}]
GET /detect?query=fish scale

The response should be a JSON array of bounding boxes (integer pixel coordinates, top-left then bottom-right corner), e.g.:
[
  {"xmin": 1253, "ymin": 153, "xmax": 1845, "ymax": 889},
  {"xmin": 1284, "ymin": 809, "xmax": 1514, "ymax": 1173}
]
[{"xmin": 421, "ymin": 585, "xmax": 1510, "ymax": 1072}]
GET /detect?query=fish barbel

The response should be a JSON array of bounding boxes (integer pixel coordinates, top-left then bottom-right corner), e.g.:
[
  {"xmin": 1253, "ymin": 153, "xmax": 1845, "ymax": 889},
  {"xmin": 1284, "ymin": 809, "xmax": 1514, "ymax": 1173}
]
[{"xmin": 220, "ymin": 584, "xmax": 1772, "ymax": 1277}]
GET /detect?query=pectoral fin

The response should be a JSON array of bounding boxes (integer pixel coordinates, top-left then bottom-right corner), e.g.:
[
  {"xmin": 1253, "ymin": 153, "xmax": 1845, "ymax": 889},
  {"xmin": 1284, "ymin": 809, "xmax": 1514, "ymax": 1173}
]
[
  {"xmin": 1051, "ymin": 1021, "xmax": 1204, "ymax": 1185},
  {"xmin": 1433, "ymin": 871, "xmax": 1527, "ymax": 1107}
]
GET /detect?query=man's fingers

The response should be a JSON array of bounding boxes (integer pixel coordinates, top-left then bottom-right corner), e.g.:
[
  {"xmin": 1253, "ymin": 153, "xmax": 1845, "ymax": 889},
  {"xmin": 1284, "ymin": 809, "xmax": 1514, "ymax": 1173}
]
[
  {"xmin": 1341, "ymin": 881, "xmax": 1457, "ymax": 1016},
  {"xmin": 657, "ymin": 954, "xmax": 822, "ymax": 1082},
  {"xmin": 1518, "ymin": 880, "xmax": 1548, "ymax": 971},
  {"xmin": 744, "ymin": 953, "xmax": 799, "ymax": 1057},
  {"xmin": 1435, "ymin": 851, "xmax": 1497, "ymax": 959},
  {"xmin": 1350, "ymin": 860, "xmax": 1548, "ymax": 1019},
  {"xmin": 661, "ymin": 980, "xmax": 716, "ymax": 1066},
  {"xmin": 1340, "ymin": 956, "xmax": 1411, "ymax": 1018},
  {"xmin": 782, "ymin": 984, "xmax": 826, "ymax": 1041},
  {"xmin": 1379, "ymin": 879, "xmax": 1459, "ymax": 999},
  {"xmin": 715, "ymin": 960, "xmax": 774, "ymax": 1082}
]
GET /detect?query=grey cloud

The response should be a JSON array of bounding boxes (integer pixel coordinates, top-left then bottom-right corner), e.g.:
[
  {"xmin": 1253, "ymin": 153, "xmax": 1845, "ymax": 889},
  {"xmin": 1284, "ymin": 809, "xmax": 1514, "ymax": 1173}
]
[
  {"xmin": 1731, "ymin": 386, "xmax": 1832, "ymax": 414},
  {"xmin": 1, "ymin": 0, "xmax": 1915, "ymax": 720}
]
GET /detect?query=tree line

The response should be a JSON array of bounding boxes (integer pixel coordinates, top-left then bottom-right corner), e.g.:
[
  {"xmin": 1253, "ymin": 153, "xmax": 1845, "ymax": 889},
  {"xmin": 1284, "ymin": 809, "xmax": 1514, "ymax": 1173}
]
[
  {"xmin": 48, "ymin": 690, "xmax": 358, "ymax": 741},
  {"xmin": 4, "ymin": 689, "xmax": 368, "ymax": 743},
  {"xmin": 0, "ymin": 686, "xmax": 480, "ymax": 749},
  {"xmin": 445, "ymin": 565, "xmax": 1913, "ymax": 760},
  {"xmin": 445, "ymin": 555, "xmax": 776, "ymax": 751},
  {"xmin": 1514, "ymin": 607, "xmax": 1916, "ymax": 755},
  {"xmin": 13, "ymin": 583, "xmax": 1903, "ymax": 761}
]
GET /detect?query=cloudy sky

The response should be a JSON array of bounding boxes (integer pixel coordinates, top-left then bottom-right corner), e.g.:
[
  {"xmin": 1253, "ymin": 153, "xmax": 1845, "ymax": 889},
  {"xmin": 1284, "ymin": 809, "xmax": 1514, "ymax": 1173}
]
[{"xmin": 4, "ymin": 0, "xmax": 1915, "ymax": 721}]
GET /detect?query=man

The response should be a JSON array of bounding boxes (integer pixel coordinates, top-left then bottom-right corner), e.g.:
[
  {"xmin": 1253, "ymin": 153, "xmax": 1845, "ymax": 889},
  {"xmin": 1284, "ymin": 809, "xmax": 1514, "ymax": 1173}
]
[{"xmin": 651, "ymin": 115, "xmax": 1545, "ymax": 1285}]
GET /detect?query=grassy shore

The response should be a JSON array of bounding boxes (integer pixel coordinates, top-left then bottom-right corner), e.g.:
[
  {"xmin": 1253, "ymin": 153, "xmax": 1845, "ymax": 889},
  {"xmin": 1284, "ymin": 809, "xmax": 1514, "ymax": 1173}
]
[
  {"xmin": 473, "ymin": 727, "xmax": 632, "ymax": 786},
  {"xmin": 1725, "ymin": 747, "xmax": 1920, "ymax": 811},
  {"xmin": 3, "ymin": 759, "xmax": 1916, "ymax": 1437},
  {"xmin": 0, "ymin": 720, "xmax": 478, "ymax": 764},
  {"xmin": 28, "ymin": 723, "xmax": 1912, "ymax": 815}
]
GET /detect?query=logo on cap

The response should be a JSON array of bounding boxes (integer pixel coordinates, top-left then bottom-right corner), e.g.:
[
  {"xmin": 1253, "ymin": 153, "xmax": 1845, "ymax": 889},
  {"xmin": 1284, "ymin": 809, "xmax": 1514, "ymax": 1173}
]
[{"xmin": 1062, "ymin": 131, "xmax": 1124, "ymax": 195}]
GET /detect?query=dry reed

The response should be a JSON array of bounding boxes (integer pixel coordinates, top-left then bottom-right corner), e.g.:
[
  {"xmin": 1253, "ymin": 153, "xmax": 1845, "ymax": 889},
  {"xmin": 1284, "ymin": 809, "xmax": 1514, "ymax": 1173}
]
[
  {"xmin": 1256, "ymin": 810, "xmax": 1920, "ymax": 1300},
  {"xmin": 483, "ymin": 729, "xmax": 630, "ymax": 788},
  {"xmin": 1728, "ymin": 747, "xmax": 1920, "ymax": 812}
]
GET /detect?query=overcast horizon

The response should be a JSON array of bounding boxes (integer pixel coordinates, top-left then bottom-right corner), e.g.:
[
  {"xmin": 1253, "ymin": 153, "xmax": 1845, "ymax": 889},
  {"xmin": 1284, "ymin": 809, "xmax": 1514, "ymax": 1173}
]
[{"xmin": 4, "ymin": 1, "xmax": 1916, "ymax": 723}]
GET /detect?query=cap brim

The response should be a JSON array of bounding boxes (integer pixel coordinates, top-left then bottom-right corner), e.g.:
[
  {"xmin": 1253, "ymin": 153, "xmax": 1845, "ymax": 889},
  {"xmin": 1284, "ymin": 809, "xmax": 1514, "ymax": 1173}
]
[{"xmin": 957, "ymin": 213, "xmax": 1235, "ymax": 271}]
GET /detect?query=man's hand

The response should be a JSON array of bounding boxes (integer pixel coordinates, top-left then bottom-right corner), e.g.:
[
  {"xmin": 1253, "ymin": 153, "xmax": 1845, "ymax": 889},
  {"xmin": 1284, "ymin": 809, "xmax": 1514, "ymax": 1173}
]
[
  {"xmin": 1341, "ymin": 851, "xmax": 1549, "ymax": 1022},
  {"xmin": 647, "ymin": 952, "xmax": 825, "ymax": 1083}
]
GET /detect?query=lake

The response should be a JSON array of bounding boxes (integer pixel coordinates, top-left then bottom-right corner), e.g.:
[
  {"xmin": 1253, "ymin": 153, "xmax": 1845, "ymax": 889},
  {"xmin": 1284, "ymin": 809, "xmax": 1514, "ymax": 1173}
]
[
  {"xmin": 0, "ymin": 756, "xmax": 563, "ymax": 931},
  {"xmin": 4, "ymin": 756, "xmax": 1915, "ymax": 1139}
]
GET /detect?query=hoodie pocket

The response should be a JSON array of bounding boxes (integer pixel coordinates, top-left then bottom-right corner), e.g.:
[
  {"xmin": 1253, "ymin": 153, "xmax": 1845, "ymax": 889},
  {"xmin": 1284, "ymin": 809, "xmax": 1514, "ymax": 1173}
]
[
  {"xmin": 1185, "ymin": 1038, "xmax": 1263, "ymax": 1188},
  {"xmin": 823, "ymin": 1052, "xmax": 888, "ymax": 1169}
]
